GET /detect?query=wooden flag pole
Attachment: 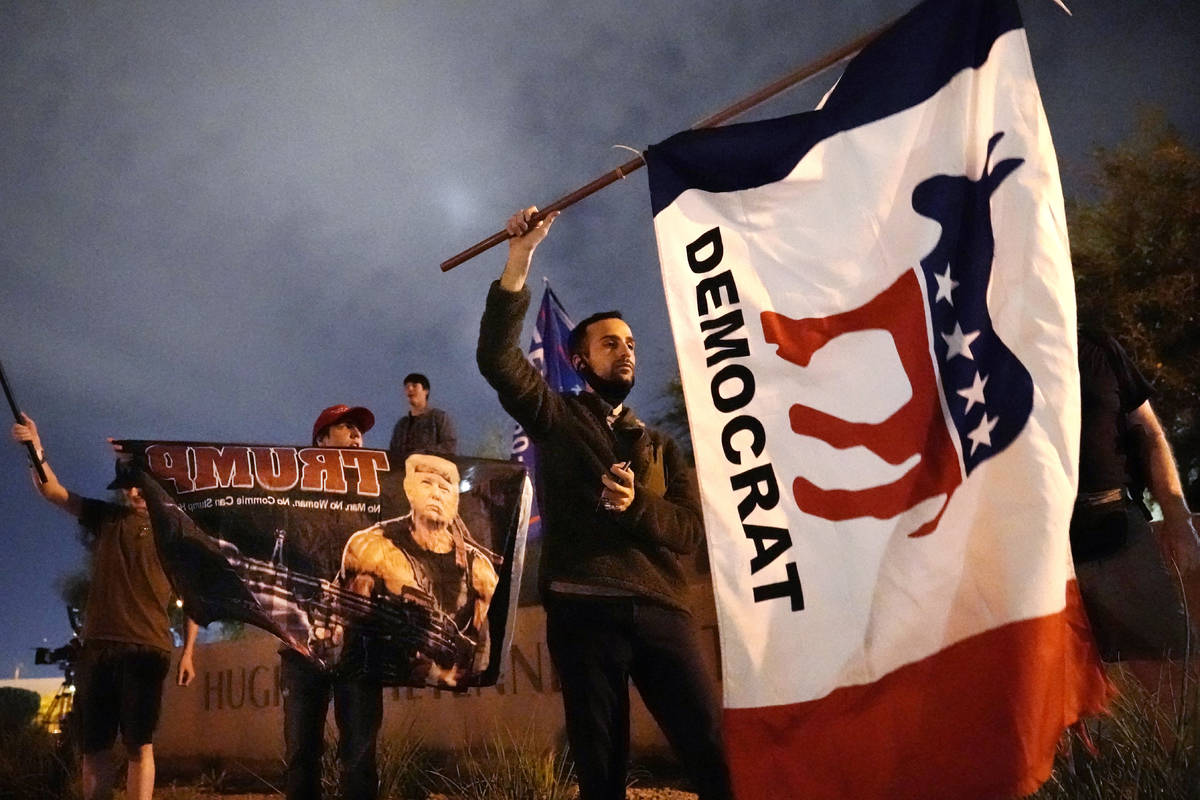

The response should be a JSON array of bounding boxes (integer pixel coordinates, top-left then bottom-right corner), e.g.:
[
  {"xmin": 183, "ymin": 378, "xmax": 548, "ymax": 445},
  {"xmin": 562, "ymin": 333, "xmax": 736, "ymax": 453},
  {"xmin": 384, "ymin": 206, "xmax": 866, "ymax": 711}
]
[
  {"xmin": 0, "ymin": 359, "xmax": 48, "ymax": 484},
  {"xmin": 439, "ymin": 18, "xmax": 894, "ymax": 273}
]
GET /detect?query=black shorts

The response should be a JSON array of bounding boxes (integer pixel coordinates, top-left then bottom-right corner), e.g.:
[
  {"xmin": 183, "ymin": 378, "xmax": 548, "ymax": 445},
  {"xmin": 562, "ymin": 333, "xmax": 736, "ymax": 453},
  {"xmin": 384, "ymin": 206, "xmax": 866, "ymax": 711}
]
[{"xmin": 75, "ymin": 641, "xmax": 171, "ymax": 753}]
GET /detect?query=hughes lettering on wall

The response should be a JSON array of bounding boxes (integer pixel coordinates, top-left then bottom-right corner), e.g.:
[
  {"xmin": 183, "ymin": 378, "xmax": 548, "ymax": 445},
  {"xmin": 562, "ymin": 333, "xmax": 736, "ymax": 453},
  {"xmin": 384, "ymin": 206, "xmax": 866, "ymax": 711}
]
[{"xmin": 156, "ymin": 600, "xmax": 720, "ymax": 763}]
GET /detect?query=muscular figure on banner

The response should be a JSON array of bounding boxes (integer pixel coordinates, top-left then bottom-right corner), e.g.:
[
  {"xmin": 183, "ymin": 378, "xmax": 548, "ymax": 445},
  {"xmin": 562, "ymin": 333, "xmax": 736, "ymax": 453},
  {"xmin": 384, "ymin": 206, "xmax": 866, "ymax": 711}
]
[{"xmin": 341, "ymin": 452, "xmax": 499, "ymax": 685}]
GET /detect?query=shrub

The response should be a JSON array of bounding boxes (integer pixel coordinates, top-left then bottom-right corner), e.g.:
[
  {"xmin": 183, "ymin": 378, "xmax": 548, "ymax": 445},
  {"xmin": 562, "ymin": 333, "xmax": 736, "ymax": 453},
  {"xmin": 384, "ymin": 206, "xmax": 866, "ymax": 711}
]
[
  {"xmin": 431, "ymin": 727, "xmax": 575, "ymax": 800},
  {"xmin": 0, "ymin": 687, "xmax": 41, "ymax": 734},
  {"xmin": 320, "ymin": 720, "xmax": 433, "ymax": 799},
  {"xmin": 0, "ymin": 723, "xmax": 73, "ymax": 800}
]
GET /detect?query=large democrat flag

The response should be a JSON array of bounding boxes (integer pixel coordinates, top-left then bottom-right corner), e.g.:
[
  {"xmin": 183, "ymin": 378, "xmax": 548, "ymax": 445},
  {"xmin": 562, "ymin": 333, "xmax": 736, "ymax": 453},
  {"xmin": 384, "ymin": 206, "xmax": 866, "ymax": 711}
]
[
  {"xmin": 645, "ymin": 1, "xmax": 1108, "ymax": 798},
  {"xmin": 511, "ymin": 282, "xmax": 585, "ymax": 541}
]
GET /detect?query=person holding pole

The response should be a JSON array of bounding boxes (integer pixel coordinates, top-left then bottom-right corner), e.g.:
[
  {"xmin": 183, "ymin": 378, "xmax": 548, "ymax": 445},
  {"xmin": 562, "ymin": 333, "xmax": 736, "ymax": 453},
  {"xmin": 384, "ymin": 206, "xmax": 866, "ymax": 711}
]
[
  {"xmin": 9, "ymin": 413, "xmax": 198, "ymax": 800},
  {"xmin": 477, "ymin": 207, "xmax": 733, "ymax": 800}
]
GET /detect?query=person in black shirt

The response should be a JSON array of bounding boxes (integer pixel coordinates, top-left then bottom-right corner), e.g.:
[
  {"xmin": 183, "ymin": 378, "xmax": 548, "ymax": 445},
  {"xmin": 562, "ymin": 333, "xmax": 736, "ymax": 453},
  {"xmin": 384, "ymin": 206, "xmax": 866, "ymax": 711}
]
[
  {"xmin": 341, "ymin": 453, "xmax": 498, "ymax": 686},
  {"xmin": 1072, "ymin": 330, "xmax": 1199, "ymax": 659}
]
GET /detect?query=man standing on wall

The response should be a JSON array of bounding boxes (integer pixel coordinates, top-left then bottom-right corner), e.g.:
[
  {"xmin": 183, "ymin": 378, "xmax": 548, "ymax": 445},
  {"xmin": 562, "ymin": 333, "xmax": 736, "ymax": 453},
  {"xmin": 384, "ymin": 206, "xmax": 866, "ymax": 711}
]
[
  {"xmin": 388, "ymin": 373, "xmax": 457, "ymax": 461},
  {"xmin": 10, "ymin": 413, "xmax": 198, "ymax": 800},
  {"xmin": 477, "ymin": 207, "xmax": 733, "ymax": 800},
  {"xmin": 279, "ymin": 404, "xmax": 383, "ymax": 800}
]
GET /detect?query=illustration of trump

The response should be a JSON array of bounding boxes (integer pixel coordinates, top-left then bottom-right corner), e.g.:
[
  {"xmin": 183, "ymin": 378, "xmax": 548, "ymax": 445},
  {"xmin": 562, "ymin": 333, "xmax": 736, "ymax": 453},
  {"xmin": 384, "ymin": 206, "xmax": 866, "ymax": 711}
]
[{"xmin": 340, "ymin": 453, "xmax": 499, "ymax": 685}]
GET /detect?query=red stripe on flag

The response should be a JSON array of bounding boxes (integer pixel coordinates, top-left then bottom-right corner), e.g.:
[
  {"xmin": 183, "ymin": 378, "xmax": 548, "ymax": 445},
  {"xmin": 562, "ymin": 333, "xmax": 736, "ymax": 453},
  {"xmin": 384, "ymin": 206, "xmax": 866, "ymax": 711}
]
[{"xmin": 724, "ymin": 581, "xmax": 1110, "ymax": 800}]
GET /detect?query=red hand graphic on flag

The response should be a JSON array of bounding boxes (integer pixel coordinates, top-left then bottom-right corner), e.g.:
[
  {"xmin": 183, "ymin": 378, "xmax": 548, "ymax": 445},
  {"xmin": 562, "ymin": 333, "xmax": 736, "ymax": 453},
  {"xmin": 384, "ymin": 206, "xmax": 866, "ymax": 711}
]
[{"xmin": 761, "ymin": 269, "xmax": 960, "ymax": 537}]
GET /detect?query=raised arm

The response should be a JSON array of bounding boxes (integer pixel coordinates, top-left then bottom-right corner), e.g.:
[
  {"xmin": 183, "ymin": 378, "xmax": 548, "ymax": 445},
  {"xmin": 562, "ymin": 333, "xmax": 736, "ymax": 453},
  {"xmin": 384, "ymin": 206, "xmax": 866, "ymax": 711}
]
[
  {"xmin": 498, "ymin": 206, "xmax": 559, "ymax": 293},
  {"xmin": 10, "ymin": 413, "xmax": 81, "ymax": 516},
  {"xmin": 477, "ymin": 207, "xmax": 568, "ymax": 439}
]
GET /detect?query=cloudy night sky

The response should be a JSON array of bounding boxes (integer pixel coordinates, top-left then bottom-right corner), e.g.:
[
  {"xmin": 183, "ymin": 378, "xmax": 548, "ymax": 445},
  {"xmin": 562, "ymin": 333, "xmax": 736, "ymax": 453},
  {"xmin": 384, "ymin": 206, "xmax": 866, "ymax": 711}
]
[{"xmin": 1, "ymin": 0, "xmax": 1197, "ymax": 678}]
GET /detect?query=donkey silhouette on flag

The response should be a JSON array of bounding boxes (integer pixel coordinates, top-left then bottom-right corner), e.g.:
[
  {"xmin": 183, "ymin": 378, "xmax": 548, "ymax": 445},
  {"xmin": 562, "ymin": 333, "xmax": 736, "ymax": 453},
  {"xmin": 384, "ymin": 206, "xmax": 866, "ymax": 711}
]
[{"xmin": 762, "ymin": 132, "xmax": 1034, "ymax": 537}]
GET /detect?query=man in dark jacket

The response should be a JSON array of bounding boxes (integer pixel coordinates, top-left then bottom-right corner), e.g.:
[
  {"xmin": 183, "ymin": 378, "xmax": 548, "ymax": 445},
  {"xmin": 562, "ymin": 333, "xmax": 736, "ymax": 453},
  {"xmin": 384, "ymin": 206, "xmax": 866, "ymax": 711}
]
[{"xmin": 477, "ymin": 207, "xmax": 732, "ymax": 800}]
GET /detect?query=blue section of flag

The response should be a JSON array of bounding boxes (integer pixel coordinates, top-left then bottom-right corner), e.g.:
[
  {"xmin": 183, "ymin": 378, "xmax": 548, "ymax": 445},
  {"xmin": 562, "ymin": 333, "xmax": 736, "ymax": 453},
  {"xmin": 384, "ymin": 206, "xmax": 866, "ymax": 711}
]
[
  {"xmin": 512, "ymin": 283, "xmax": 583, "ymax": 540},
  {"xmin": 914, "ymin": 132, "xmax": 1033, "ymax": 473},
  {"xmin": 646, "ymin": 0, "xmax": 1022, "ymax": 215},
  {"xmin": 537, "ymin": 285, "xmax": 586, "ymax": 399}
]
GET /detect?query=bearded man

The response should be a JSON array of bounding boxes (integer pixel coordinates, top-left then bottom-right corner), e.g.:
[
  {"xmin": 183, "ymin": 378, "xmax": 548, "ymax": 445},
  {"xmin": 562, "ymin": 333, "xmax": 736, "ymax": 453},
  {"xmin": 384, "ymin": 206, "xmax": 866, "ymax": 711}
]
[{"xmin": 475, "ymin": 207, "xmax": 733, "ymax": 800}]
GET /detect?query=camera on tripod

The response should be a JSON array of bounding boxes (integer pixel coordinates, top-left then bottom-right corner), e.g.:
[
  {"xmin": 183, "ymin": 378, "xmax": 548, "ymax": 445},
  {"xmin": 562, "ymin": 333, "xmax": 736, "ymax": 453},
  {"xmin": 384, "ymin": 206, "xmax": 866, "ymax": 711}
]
[
  {"xmin": 34, "ymin": 605, "xmax": 83, "ymax": 671},
  {"xmin": 34, "ymin": 640, "xmax": 80, "ymax": 667}
]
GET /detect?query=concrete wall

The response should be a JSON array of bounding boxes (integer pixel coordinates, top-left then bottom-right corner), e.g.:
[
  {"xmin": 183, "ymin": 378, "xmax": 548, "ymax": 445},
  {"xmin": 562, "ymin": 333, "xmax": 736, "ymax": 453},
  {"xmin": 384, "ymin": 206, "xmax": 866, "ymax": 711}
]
[{"xmin": 155, "ymin": 582, "xmax": 721, "ymax": 771}]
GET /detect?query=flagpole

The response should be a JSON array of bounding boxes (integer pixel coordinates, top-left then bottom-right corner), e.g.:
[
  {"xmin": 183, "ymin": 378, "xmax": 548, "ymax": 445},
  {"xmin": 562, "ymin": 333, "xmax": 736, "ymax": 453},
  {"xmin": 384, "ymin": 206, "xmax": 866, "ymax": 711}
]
[
  {"xmin": 439, "ymin": 17, "xmax": 895, "ymax": 273},
  {"xmin": 0, "ymin": 359, "xmax": 48, "ymax": 484}
]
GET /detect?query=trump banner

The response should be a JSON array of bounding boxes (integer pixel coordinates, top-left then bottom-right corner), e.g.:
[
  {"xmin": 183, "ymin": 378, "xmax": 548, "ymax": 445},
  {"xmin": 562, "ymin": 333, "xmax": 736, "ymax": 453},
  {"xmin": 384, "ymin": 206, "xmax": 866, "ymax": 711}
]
[
  {"xmin": 645, "ymin": 0, "xmax": 1108, "ymax": 797},
  {"xmin": 117, "ymin": 441, "xmax": 530, "ymax": 688}
]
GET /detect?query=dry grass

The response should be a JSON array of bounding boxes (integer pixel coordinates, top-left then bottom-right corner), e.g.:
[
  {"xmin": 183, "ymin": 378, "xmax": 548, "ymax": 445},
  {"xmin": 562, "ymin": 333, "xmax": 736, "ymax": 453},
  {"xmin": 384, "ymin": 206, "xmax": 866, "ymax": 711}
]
[
  {"xmin": 1033, "ymin": 661, "xmax": 1199, "ymax": 799},
  {"xmin": 6, "ymin": 670, "xmax": 1196, "ymax": 800}
]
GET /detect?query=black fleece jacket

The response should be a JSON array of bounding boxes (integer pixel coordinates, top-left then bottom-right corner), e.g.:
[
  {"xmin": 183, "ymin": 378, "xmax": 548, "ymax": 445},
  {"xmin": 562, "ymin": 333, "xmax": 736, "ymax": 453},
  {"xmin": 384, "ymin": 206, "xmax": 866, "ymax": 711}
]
[{"xmin": 477, "ymin": 281, "xmax": 703, "ymax": 611}]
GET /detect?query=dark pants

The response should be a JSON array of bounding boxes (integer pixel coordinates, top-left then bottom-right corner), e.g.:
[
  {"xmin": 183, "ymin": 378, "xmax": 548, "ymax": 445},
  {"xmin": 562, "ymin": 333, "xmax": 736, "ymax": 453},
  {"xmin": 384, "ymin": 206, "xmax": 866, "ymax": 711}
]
[
  {"xmin": 75, "ymin": 641, "xmax": 171, "ymax": 754},
  {"xmin": 1071, "ymin": 499, "xmax": 1193, "ymax": 661},
  {"xmin": 280, "ymin": 651, "xmax": 383, "ymax": 800},
  {"xmin": 545, "ymin": 594, "xmax": 732, "ymax": 800}
]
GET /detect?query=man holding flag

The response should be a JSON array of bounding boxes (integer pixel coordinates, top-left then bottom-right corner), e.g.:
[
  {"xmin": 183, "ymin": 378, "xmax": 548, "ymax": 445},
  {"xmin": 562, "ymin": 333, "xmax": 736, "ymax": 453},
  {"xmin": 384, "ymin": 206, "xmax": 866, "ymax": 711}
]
[
  {"xmin": 478, "ymin": 207, "xmax": 732, "ymax": 800},
  {"xmin": 10, "ymin": 414, "xmax": 198, "ymax": 800}
]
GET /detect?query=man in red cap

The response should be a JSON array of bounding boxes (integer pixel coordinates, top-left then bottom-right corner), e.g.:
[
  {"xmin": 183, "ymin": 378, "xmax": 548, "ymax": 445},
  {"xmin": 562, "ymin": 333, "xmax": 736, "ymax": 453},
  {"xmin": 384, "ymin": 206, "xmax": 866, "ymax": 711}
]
[
  {"xmin": 281, "ymin": 403, "xmax": 382, "ymax": 800},
  {"xmin": 311, "ymin": 403, "xmax": 374, "ymax": 448}
]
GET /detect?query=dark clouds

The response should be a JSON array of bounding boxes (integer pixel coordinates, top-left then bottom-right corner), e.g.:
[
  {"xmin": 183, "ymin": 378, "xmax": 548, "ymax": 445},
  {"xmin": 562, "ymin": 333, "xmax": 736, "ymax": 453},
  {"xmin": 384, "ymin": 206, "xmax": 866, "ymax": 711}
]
[{"xmin": 1, "ymin": 0, "xmax": 1197, "ymax": 675}]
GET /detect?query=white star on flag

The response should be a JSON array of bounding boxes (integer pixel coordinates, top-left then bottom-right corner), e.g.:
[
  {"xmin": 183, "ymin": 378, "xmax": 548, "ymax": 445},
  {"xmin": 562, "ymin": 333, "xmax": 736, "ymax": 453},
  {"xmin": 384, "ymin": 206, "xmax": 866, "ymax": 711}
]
[
  {"xmin": 967, "ymin": 413, "xmax": 999, "ymax": 455},
  {"xmin": 934, "ymin": 267, "xmax": 959, "ymax": 305},
  {"xmin": 941, "ymin": 323, "xmax": 981, "ymax": 361},
  {"xmin": 957, "ymin": 372, "xmax": 989, "ymax": 414}
]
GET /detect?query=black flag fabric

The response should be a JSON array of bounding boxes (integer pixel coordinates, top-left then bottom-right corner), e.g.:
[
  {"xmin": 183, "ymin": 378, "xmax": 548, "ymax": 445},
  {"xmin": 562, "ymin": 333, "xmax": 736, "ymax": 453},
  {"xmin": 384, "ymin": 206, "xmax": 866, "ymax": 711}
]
[{"xmin": 118, "ymin": 441, "xmax": 529, "ymax": 689}]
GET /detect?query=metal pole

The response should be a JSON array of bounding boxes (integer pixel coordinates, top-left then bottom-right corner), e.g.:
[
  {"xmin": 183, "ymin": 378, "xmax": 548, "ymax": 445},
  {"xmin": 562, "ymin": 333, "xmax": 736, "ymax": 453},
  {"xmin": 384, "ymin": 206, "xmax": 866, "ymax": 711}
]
[{"xmin": 0, "ymin": 359, "xmax": 48, "ymax": 483}]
